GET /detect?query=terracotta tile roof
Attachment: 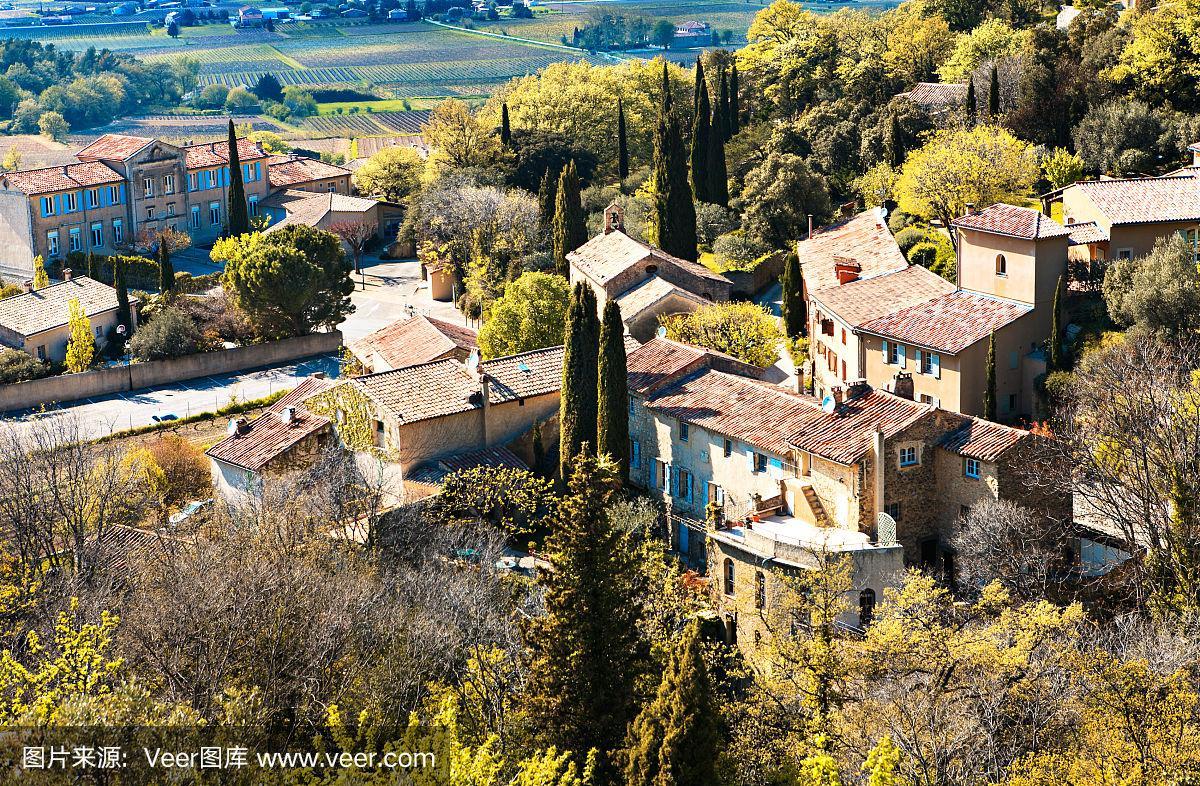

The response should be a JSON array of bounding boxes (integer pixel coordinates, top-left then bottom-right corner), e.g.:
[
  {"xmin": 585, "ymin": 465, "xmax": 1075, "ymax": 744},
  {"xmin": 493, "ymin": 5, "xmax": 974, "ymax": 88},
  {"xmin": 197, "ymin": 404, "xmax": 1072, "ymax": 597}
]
[
  {"xmin": 953, "ymin": 203, "xmax": 1070, "ymax": 240},
  {"xmin": 857, "ymin": 290, "xmax": 1033, "ymax": 354},
  {"xmin": 567, "ymin": 230, "xmax": 727, "ymax": 287},
  {"xmin": 350, "ymin": 358, "xmax": 479, "ymax": 425},
  {"xmin": 787, "ymin": 389, "xmax": 934, "ymax": 465},
  {"xmin": 627, "ymin": 337, "xmax": 708, "ymax": 395},
  {"xmin": 936, "ymin": 417, "xmax": 1029, "ymax": 462},
  {"xmin": 75, "ymin": 133, "xmax": 155, "ymax": 161},
  {"xmin": 184, "ymin": 137, "xmax": 268, "ymax": 169},
  {"xmin": 1071, "ymin": 176, "xmax": 1200, "ymax": 225},
  {"xmin": 0, "ymin": 276, "xmax": 133, "ymax": 337},
  {"xmin": 797, "ymin": 209, "xmax": 909, "ymax": 293},
  {"xmin": 407, "ymin": 444, "xmax": 531, "ymax": 487},
  {"xmin": 1, "ymin": 161, "xmax": 124, "ymax": 196},
  {"xmin": 349, "ymin": 315, "xmax": 477, "ymax": 372},
  {"xmin": 264, "ymin": 192, "xmax": 380, "ymax": 232},
  {"xmin": 1066, "ymin": 221, "xmax": 1108, "ymax": 245},
  {"xmin": 810, "ymin": 265, "xmax": 954, "ymax": 328},
  {"xmin": 614, "ymin": 275, "xmax": 707, "ymax": 319},
  {"xmin": 266, "ymin": 154, "xmax": 352, "ymax": 188},
  {"xmin": 481, "ymin": 345, "xmax": 567, "ymax": 402},
  {"xmin": 896, "ymin": 82, "xmax": 968, "ymax": 107},
  {"xmin": 204, "ymin": 376, "xmax": 334, "ymax": 473},
  {"xmin": 647, "ymin": 368, "xmax": 821, "ymax": 456}
]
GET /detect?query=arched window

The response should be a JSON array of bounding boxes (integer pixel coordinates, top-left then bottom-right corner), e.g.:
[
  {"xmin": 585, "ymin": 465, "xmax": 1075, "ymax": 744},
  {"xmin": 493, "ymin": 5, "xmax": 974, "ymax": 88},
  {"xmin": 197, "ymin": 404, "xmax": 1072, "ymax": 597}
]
[
  {"xmin": 995, "ymin": 254, "xmax": 1007, "ymax": 276},
  {"xmin": 754, "ymin": 571, "xmax": 766, "ymax": 609},
  {"xmin": 859, "ymin": 589, "xmax": 876, "ymax": 627},
  {"xmin": 723, "ymin": 558, "xmax": 735, "ymax": 596}
]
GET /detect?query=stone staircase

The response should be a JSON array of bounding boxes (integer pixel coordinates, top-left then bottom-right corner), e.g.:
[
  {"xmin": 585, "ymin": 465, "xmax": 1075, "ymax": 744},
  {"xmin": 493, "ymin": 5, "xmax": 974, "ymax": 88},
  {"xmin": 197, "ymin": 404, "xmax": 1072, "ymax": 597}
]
[{"xmin": 801, "ymin": 485, "xmax": 831, "ymax": 527}]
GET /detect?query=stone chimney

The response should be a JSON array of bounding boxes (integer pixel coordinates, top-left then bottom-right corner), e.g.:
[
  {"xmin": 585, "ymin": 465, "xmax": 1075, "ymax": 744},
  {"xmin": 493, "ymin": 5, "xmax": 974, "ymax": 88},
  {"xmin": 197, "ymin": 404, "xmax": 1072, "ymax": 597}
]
[
  {"xmin": 833, "ymin": 256, "xmax": 861, "ymax": 285},
  {"xmin": 61, "ymin": 268, "xmax": 72, "ymax": 282},
  {"xmin": 964, "ymin": 202, "xmax": 976, "ymax": 216},
  {"xmin": 278, "ymin": 406, "xmax": 296, "ymax": 425},
  {"xmin": 846, "ymin": 378, "xmax": 870, "ymax": 400},
  {"xmin": 892, "ymin": 372, "xmax": 914, "ymax": 400},
  {"xmin": 830, "ymin": 385, "xmax": 845, "ymax": 406},
  {"xmin": 21, "ymin": 280, "xmax": 32, "ymax": 293},
  {"xmin": 603, "ymin": 202, "xmax": 624, "ymax": 234}
]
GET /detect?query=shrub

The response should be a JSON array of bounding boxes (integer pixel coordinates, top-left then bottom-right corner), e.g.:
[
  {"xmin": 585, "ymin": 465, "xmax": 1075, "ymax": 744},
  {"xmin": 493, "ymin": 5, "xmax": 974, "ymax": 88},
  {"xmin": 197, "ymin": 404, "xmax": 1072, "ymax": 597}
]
[
  {"xmin": 0, "ymin": 348, "xmax": 51, "ymax": 383},
  {"xmin": 712, "ymin": 231, "xmax": 770, "ymax": 271},
  {"xmin": 888, "ymin": 210, "xmax": 920, "ymax": 233},
  {"xmin": 894, "ymin": 226, "xmax": 930, "ymax": 255},
  {"xmin": 908, "ymin": 240, "xmax": 941, "ymax": 268},
  {"xmin": 128, "ymin": 307, "xmax": 206, "ymax": 361},
  {"xmin": 695, "ymin": 203, "xmax": 737, "ymax": 248},
  {"xmin": 660, "ymin": 302, "xmax": 782, "ymax": 368},
  {"xmin": 144, "ymin": 434, "xmax": 211, "ymax": 505}
]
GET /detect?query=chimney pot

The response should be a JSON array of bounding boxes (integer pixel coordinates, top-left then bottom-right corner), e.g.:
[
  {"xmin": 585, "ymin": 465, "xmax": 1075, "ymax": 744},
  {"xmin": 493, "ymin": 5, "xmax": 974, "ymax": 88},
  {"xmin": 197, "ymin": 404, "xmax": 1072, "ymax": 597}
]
[
  {"xmin": 893, "ymin": 372, "xmax": 914, "ymax": 400},
  {"xmin": 833, "ymin": 256, "xmax": 861, "ymax": 285},
  {"xmin": 965, "ymin": 202, "xmax": 976, "ymax": 215},
  {"xmin": 830, "ymin": 385, "xmax": 844, "ymax": 406},
  {"xmin": 278, "ymin": 406, "xmax": 295, "ymax": 425},
  {"xmin": 62, "ymin": 267, "xmax": 72, "ymax": 281},
  {"xmin": 21, "ymin": 280, "xmax": 32, "ymax": 292}
]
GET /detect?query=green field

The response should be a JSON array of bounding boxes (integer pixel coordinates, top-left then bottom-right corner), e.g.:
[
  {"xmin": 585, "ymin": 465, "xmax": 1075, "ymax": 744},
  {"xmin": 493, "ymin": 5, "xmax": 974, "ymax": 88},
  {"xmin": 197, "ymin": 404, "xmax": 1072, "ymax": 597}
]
[{"xmin": 32, "ymin": 1, "xmax": 898, "ymax": 99}]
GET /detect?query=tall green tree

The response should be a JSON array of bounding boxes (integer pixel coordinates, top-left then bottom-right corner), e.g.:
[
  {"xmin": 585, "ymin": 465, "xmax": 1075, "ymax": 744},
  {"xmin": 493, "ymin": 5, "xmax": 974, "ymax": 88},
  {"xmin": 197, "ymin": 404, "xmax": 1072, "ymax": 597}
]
[
  {"xmin": 225, "ymin": 120, "xmax": 250, "ymax": 237},
  {"xmin": 157, "ymin": 239, "xmax": 174, "ymax": 295},
  {"xmin": 525, "ymin": 452, "xmax": 642, "ymax": 781},
  {"xmin": 888, "ymin": 114, "xmax": 905, "ymax": 168},
  {"xmin": 596, "ymin": 299, "xmax": 629, "ymax": 483},
  {"xmin": 729, "ymin": 63, "xmax": 740, "ymax": 136},
  {"xmin": 538, "ymin": 167, "xmax": 559, "ymax": 229},
  {"xmin": 624, "ymin": 621, "xmax": 721, "ymax": 786},
  {"xmin": 85, "ymin": 250, "xmax": 98, "ymax": 281},
  {"xmin": 501, "ymin": 102, "xmax": 512, "ymax": 146},
  {"xmin": 617, "ymin": 97, "xmax": 629, "ymax": 181},
  {"xmin": 780, "ymin": 251, "xmax": 804, "ymax": 338},
  {"xmin": 650, "ymin": 65, "xmax": 698, "ymax": 261},
  {"xmin": 1048, "ymin": 274, "xmax": 1064, "ymax": 371},
  {"xmin": 559, "ymin": 282, "xmax": 600, "ymax": 481},
  {"xmin": 690, "ymin": 60, "xmax": 712, "ymax": 204},
  {"xmin": 718, "ymin": 68, "xmax": 732, "ymax": 141},
  {"xmin": 552, "ymin": 160, "xmax": 587, "ymax": 277},
  {"xmin": 988, "ymin": 64, "xmax": 1000, "ymax": 119},
  {"xmin": 983, "ymin": 330, "xmax": 997, "ymax": 420},
  {"xmin": 706, "ymin": 99, "xmax": 729, "ymax": 207},
  {"xmin": 965, "ymin": 79, "xmax": 976, "ymax": 125},
  {"xmin": 114, "ymin": 257, "xmax": 132, "ymax": 332}
]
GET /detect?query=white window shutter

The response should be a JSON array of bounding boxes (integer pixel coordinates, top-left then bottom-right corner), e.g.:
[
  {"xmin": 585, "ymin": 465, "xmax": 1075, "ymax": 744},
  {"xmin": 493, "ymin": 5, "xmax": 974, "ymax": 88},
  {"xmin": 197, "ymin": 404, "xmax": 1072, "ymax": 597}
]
[
  {"xmin": 932, "ymin": 353, "xmax": 941, "ymax": 379},
  {"xmin": 898, "ymin": 345, "xmax": 906, "ymax": 369},
  {"xmin": 747, "ymin": 448, "xmax": 756, "ymax": 472},
  {"xmin": 882, "ymin": 340, "xmax": 890, "ymax": 364},
  {"xmin": 914, "ymin": 349, "xmax": 923, "ymax": 373}
]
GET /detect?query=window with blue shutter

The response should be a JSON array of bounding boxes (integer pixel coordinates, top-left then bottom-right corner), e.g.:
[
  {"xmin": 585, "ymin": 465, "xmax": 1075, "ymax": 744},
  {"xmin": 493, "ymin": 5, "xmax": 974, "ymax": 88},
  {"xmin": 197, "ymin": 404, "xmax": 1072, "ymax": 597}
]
[
  {"xmin": 254, "ymin": 162, "xmax": 261, "ymax": 180},
  {"xmin": 882, "ymin": 339, "xmax": 890, "ymax": 364}
]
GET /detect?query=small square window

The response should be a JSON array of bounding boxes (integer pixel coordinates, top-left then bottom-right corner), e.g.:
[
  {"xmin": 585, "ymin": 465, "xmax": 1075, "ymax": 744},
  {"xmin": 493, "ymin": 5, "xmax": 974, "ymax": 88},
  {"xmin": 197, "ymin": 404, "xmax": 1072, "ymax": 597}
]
[
  {"xmin": 964, "ymin": 458, "xmax": 980, "ymax": 479},
  {"xmin": 899, "ymin": 446, "xmax": 918, "ymax": 468},
  {"xmin": 628, "ymin": 395, "xmax": 635, "ymax": 417},
  {"xmin": 680, "ymin": 423, "xmax": 689, "ymax": 442},
  {"xmin": 884, "ymin": 502, "xmax": 901, "ymax": 521},
  {"xmin": 723, "ymin": 438, "xmax": 732, "ymax": 458}
]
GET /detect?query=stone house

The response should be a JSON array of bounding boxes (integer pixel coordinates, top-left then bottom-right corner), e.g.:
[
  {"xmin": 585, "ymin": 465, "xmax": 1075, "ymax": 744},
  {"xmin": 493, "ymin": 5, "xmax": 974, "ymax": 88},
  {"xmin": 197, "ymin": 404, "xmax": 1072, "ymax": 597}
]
[
  {"xmin": 626, "ymin": 337, "xmax": 1066, "ymax": 649},
  {"xmin": 347, "ymin": 314, "xmax": 477, "ymax": 374},
  {"xmin": 265, "ymin": 155, "xmax": 353, "ymax": 196},
  {"xmin": 805, "ymin": 204, "xmax": 1069, "ymax": 419},
  {"xmin": 568, "ymin": 203, "xmax": 732, "ymax": 340},
  {"xmin": 0, "ymin": 273, "xmax": 137, "ymax": 362},
  {"xmin": 205, "ymin": 375, "xmax": 336, "ymax": 502}
]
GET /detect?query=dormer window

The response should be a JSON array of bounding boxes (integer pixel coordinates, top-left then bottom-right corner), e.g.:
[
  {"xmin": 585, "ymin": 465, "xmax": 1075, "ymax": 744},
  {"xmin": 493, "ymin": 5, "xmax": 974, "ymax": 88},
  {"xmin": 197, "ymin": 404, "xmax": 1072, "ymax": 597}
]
[{"xmin": 995, "ymin": 254, "xmax": 1007, "ymax": 277}]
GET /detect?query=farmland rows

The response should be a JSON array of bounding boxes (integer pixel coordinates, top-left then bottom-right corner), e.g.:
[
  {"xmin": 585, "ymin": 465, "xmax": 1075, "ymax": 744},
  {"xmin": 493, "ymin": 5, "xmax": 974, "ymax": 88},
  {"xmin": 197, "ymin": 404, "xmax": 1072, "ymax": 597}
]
[{"xmin": 300, "ymin": 114, "xmax": 391, "ymax": 135}]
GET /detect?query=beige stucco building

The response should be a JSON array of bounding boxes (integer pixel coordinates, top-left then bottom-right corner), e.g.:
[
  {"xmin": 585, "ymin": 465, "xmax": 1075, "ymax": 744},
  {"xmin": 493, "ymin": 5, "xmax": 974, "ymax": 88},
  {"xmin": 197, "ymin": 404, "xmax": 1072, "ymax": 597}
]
[
  {"xmin": 1056, "ymin": 174, "xmax": 1200, "ymax": 266},
  {"xmin": 0, "ymin": 274, "xmax": 137, "ymax": 362}
]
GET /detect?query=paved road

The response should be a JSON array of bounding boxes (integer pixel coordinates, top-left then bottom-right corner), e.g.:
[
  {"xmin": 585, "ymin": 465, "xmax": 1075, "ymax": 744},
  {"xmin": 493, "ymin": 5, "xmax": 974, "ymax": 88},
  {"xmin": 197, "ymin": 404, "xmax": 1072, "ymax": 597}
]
[
  {"xmin": 340, "ymin": 256, "xmax": 471, "ymax": 342},
  {"xmin": 1, "ymin": 354, "xmax": 340, "ymax": 442}
]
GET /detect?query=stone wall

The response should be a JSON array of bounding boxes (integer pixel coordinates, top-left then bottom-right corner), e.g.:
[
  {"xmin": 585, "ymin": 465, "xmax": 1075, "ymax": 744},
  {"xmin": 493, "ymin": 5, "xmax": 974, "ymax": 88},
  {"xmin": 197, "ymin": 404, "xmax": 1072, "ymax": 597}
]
[{"xmin": 0, "ymin": 331, "xmax": 342, "ymax": 413}]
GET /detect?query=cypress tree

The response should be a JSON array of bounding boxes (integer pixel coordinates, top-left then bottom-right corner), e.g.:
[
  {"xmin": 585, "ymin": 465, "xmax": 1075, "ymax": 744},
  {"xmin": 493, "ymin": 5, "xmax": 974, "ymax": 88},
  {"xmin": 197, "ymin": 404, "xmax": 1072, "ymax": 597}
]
[
  {"xmin": 1049, "ymin": 274, "xmax": 1064, "ymax": 371},
  {"xmin": 617, "ymin": 97, "xmax": 629, "ymax": 181},
  {"xmin": 983, "ymin": 331, "xmax": 997, "ymax": 420},
  {"xmin": 114, "ymin": 257, "xmax": 131, "ymax": 332},
  {"xmin": 157, "ymin": 239, "xmax": 174, "ymax": 295},
  {"xmin": 660, "ymin": 59, "xmax": 672, "ymax": 113},
  {"xmin": 988, "ymin": 64, "xmax": 1000, "ymax": 119},
  {"xmin": 552, "ymin": 160, "xmax": 586, "ymax": 277},
  {"xmin": 650, "ymin": 67, "xmax": 698, "ymax": 261},
  {"xmin": 706, "ymin": 99, "xmax": 729, "ymax": 207},
  {"xmin": 537, "ymin": 168, "xmax": 559, "ymax": 229},
  {"xmin": 888, "ymin": 114, "xmax": 905, "ymax": 168},
  {"xmin": 500, "ymin": 102, "xmax": 511, "ymax": 146},
  {"xmin": 729, "ymin": 63, "xmax": 740, "ymax": 135},
  {"xmin": 965, "ymin": 79, "xmax": 976, "ymax": 125},
  {"xmin": 559, "ymin": 282, "xmax": 600, "ymax": 481},
  {"xmin": 226, "ymin": 120, "xmax": 249, "ymax": 237},
  {"xmin": 718, "ymin": 68, "xmax": 731, "ymax": 141},
  {"xmin": 690, "ymin": 59, "xmax": 711, "ymax": 204},
  {"xmin": 597, "ymin": 299, "xmax": 629, "ymax": 484},
  {"xmin": 624, "ymin": 621, "xmax": 721, "ymax": 786},
  {"xmin": 525, "ymin": 451, "xmax": 642, "ymax": 780},
  {"xmin": 85, "ymin": 249, "xmax": 98, "ymax": 281},
  {"xmin": 780, "ymin": 251, "xmax": 804, "ymax": 338}
]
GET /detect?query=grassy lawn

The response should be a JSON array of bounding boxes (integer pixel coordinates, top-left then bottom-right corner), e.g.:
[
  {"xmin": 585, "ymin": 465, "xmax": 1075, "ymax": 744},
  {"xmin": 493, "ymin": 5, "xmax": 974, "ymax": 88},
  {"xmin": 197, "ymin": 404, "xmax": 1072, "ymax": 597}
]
[{"xmin": 317, "ymin": 98, "xmax": 433, "ymax": 114}]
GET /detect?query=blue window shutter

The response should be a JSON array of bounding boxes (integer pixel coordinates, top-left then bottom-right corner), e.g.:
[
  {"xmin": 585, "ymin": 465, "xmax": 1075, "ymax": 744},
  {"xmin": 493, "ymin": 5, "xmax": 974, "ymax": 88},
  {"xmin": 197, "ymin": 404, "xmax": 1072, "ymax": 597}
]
[
  {"xmin": 898, "ymin": 344, "xmax": 906, "ymax": 368},
  {"xmin": 55, "ymin": 194, "xmax": 62, "ymax": 213},
  {"xmin": 882, "ymin": 339, "xmax": 890, "ymax": 364},
  {"xmin": 932, "ymin": 353, "xmax": 941, "ymax": 379},
  {"xmin": 914, "ymin": 349, "xmax": 923, "ymax": 372},
  {"xmin": 648, "ymin": 462, "xmax": 656, "ymax": 490},
  {"xmin": 255, "ymin": 162, "xmax": 261, "ymax": 180}
]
